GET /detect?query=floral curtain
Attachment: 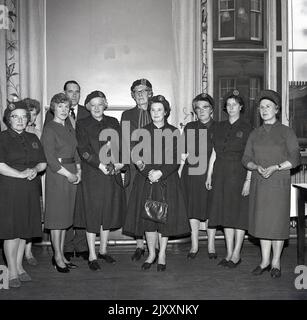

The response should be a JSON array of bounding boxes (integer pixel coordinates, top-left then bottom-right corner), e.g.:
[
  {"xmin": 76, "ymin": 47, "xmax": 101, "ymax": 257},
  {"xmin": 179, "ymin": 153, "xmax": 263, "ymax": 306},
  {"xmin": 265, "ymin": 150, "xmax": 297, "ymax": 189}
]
[{"xmin": 0, "ymin": 0, "xmax": 45, "ymax": 130}]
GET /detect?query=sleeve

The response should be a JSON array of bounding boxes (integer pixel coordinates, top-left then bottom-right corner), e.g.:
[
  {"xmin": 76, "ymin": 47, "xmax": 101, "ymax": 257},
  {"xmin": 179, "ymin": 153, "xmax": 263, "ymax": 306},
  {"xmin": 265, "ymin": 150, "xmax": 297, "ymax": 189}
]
[
  {"xmin": 0, "ymin": 134, "xmax": 7, "ymax": 163},
  {"xmin": 33, "ymin": 135, "xmax": 47, "ymax": 163},
  {"xmin": 285, "ymin": 128, "xmax": 301, "ymax": 168},
  {"xmin": 76, "ymin": 122, "xmax": 100, "ymax": 169},
  {"xmin": 41, "ymin": 126, "xmax": 62, "ymax": 173},
  {"xmin": 242, "ymin": 131, "xmax": 255, "ymax": 168},
  {"xmin": 74, "ymin": 147, "xmax": 81, "ymax": 164}
]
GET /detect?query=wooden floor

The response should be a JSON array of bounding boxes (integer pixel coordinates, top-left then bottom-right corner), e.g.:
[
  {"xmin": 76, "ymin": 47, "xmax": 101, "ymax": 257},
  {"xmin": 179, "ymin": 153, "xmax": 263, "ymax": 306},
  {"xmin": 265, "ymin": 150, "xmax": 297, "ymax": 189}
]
[{"xmin": 0, "ymin": 239, "xmax": 306, "ymax": 300}]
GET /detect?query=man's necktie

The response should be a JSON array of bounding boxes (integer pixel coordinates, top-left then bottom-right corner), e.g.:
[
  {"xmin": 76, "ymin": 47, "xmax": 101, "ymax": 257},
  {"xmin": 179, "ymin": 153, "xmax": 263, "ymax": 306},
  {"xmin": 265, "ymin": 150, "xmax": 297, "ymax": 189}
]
[{"xmin": 70, "ymin": 108, "xmax": 76, "ymax": 120}]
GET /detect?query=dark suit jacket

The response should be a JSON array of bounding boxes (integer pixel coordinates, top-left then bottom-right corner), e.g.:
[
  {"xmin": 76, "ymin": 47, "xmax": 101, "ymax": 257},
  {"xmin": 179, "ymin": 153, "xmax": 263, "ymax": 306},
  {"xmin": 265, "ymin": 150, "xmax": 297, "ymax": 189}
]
[{"xmin": 44, "ymin": 104, "xmax": 90, "ymax": 127}]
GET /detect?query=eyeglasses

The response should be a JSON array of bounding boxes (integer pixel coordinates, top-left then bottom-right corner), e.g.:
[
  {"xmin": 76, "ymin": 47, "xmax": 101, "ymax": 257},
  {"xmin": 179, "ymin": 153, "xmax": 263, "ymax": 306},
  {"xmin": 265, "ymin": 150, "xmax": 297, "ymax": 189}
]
[
  {"xmin": 258, "ymin": 105, "xmax": 275, "ymax": 111},
  {"xmin": 10, "ymin": 115, "xmax": 28, "ymax": 121},
  {"xmin": 134, "ymin": 89, "xmax": 149, "ymax": 95},
  {"xmin": 195, "ymin": 106, "xmax": 211, "ymax": 111}
]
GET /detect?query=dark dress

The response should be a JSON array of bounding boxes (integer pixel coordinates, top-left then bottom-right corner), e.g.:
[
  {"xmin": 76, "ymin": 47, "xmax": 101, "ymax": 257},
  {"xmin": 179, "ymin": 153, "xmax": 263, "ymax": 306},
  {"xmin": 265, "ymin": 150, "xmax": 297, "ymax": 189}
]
[
  {"xmin": 75, "ymin": 115, "xmax": 125, "ymax": 234},
  {"xmin": 242, "ymin": 121, "xmax": 301, "ymax": 239},
  {"xmin": 181, "ymin": 119, "xmax": 216, "ymax": 221},
  {"xmin": 208, "ymin": 117, "xmax": 252, "ymax": 230},
  {"xmin": 0, "ymin": 129, "xmax": 46, "ymax": 239},
  {"xmin": 123, "ymin": 122, "xmax": 190, "ymax": 237},
  {"xmin": 41, "ymin": 121, "xmax": 80, "ymax": 229}
]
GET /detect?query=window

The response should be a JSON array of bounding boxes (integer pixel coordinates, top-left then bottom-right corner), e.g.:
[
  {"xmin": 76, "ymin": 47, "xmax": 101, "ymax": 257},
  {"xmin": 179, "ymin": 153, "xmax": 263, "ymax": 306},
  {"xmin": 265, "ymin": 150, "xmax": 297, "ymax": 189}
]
[
  {"xmin": 249, "ymin": 78, "xmax": 261, "ymax": 127},
  {"xmin": 219, "ymin": 0, "xmax": 235, "ymax": 40},
  {"xmin": 250, "ymin": 0, "xmax": 262, "ymax": 40}
]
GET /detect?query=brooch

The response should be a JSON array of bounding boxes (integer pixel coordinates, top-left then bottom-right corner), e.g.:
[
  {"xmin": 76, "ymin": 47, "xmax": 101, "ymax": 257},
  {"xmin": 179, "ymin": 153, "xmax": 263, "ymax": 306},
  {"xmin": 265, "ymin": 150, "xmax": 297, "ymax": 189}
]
[
  {"xmin": 236, "ymin": 131, "xmax": 243, "ymax": 138},
  {"xmin": 83, "ymin": 152, "xmax": 90, "ymax": 160},
  {"xmin": 32, "ymin": 142, "xmax": 39, "ymax": 149}
]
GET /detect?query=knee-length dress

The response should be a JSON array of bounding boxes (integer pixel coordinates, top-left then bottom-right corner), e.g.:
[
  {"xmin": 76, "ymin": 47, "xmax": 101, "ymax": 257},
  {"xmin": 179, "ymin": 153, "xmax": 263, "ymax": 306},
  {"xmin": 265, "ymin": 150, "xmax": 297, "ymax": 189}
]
[
  {"xmin": 41, "ymin": 121, "xmax": 80, "ymax": 230},
  {"xmin": 208, "ymin": 118, "xmax": 252, "ymax": 230},
  {"xmin": 75, "ymin": 115, "xmax": 125, "ymax": 234},
  {"xmin": 181, "ymin": 119, "xmax": 216, "ymax": 221},
  {"xmin": 0, "ymin": 129, "xmax": 46, "ymax": 239},
  {"xmin": 242, "ymin": 121, "xmax": 301, "ymax": 239},
  {"xmin": 123, "ymin": 122, "xmax": 190, "ymax": 238}
]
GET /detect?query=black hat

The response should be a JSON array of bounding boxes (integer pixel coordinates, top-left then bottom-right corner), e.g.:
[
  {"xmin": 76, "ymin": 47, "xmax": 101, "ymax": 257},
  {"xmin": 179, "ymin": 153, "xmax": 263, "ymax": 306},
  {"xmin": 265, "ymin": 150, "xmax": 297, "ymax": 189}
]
[
  {"xmin": 257, "ymin": 89, "xmax": 281, "ymax": 106},
  {"xmin": 192, "ymin": 93, "xmax": 215, "ymax": 110},
  {"xmin": 84, "ymin": 90, "xmax": 106, "ymax": 106},
  {"xmin": 3, "ymin": 101, "xmax": 29, "ymax": 127},
  {"xmin": 130, "ymin": 79, "xmax": 152, "ymax": 92}
]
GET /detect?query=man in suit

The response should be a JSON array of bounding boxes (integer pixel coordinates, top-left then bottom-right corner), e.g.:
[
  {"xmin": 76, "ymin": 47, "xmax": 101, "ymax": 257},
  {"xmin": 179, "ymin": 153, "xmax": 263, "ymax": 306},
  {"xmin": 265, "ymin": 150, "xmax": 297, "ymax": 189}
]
[
  {"xmin": 44, "ymin": 80, "xmax": 90, "ymax": 260},
  {"xmin": 121, "ymin": 78, "xmax": 158, "ymax": 261}
]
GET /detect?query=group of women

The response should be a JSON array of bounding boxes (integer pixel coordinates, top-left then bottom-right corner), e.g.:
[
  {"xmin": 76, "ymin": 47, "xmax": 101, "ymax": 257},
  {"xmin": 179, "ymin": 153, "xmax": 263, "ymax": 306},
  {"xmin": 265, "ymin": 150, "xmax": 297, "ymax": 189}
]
[{"xmin": 0, "ymin": 87, "xmax": 300, "ymax": 288}]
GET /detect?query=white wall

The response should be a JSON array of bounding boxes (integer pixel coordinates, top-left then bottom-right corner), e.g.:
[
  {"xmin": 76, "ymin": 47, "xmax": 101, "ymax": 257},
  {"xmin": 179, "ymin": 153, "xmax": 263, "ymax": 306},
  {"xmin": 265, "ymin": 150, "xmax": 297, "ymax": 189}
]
[{"xmin": 46, "ymin": 0, "xmax": 173, "ymax": 108}]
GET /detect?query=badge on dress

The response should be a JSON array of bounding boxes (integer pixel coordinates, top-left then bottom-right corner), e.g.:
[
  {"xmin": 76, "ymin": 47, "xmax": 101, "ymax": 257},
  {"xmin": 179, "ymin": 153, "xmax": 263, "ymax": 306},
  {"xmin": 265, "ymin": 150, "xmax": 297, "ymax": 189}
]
[
  {"xmin": 32, "ymin": 142, "xmax": 39, "ymax": 149},
  {"xmin": 236, "ymin": 131, "xmax": 243, "ymax": 138}
]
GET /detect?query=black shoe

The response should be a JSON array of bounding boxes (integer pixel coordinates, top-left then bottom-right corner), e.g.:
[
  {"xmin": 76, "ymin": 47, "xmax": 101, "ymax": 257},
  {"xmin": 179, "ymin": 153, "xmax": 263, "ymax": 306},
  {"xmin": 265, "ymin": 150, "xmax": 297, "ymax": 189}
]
[
  {"xmin": 88, "ymin": 259, "xmax": 101, "ymax": 271},
  {"xmin": 63, "ymin": 252, "xmax": 74, "ymax": 261},
  {"xmin": 217, "ymin": 258, "xmax": 229, "ymax": 267},
  {"xmin": 52, "ymin": 256, "xmax": 70, "ymax": 273},
  {"xmin": 157, "ymin": 264, "xmax": 166, "ymax": 272},
  {"xmin": 208, "ymin": 252, "xmax": 218, "ymax": 259},
  {"xmin": 131, "ymin": 248, "xmax": 145, "ymax": 261},
  {"xmin": 141, "ymin": 262, "xmax": 153, "ymax": 270},
  {"xmin": 187, "ymin": 251, "xmax": 198, "ymax": 259},
  {"xmin": 75, "ymin": 251, "xmax": 89, "ymax": 260},
  {"xmin": 65, "ymin": 262, "xmax": 78, "ymax": 269},
  {"xmin": 270, "ymin": 268, "xmax": 281, "ymax": 278},
  {"xmin": 252, "ymin": 264, "xmax": 271, "ymax": 276},
  {"xmin": 227, "ymin": 258, "xmax": 242, "ymax": 269},
  {"xmin": 98, "ymin": 253, "xmax": 116, "ymax": 264}
]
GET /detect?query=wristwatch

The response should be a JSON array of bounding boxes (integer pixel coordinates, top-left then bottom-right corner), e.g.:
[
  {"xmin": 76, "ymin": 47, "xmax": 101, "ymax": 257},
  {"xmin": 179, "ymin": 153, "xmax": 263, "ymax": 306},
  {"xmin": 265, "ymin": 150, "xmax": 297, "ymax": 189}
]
[{"xmin": 277, "ymin": 164, "xmax": 282, "ymax": 171}]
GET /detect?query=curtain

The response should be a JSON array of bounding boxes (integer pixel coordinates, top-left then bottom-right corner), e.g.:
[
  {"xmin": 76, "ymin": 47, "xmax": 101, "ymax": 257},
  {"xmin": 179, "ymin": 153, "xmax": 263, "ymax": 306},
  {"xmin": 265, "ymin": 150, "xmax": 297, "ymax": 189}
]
[
  {"xmin": 0, "ymin": 0, "xmax": 45, "ymax": 130},
  {"xmin": 171, "ymin": 0, "xmax": 202, "ymax": 129}
]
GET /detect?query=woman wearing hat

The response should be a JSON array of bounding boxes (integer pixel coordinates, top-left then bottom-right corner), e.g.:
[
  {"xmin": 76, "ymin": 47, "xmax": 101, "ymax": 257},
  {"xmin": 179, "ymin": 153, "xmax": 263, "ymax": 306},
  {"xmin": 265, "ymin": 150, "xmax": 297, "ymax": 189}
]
[
  {"xmin": 75, "ymin": 90, "xmax": 126, "ymax": 271},
  {"xmin": 206, "ymin": 90, "xmax": 252, "ymax": 268},
  {"xmin": 181, "ymin": 93, "xmax": 217, "ymax": 259},
  {"xmin": 124, "ymin": 95, "xmax": 190, "ymax": 271},
  {"xmin": 0, "ymin": 101, "xmax": 46, "ymax": 287},
  {"xmin": 41, "ymin": 93, "xmax": 81, "ymax": 273},
  {"xmin": 242, "ymin": 90, "xmax": 300, "ymax": 278}
]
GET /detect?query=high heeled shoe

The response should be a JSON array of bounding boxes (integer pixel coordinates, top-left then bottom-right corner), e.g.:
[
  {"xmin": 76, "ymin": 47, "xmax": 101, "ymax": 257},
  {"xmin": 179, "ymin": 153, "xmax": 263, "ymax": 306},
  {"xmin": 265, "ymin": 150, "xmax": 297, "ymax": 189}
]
[
  {"xmin": 187, "ymin": 251, "xmax": 198, "ymax": 259},
  {"xmin": 157, "ymin": 264, "xmax": 166, "ymax": 272},
  {"xmin": 52, "ymin": 256, "xmax": 70, "ymax": 273},
  {"xmin": 141, "ymin": 262, "xmax": 153, "ymax": 270},
  {"xmin": 252, "ymin": 264, "xmax": 271, "ymax": 276},
  {"xmin": 65, "ymin": 262, "xmax": 78, "ymax": 269},
  {"xmin": 208, "ymin": 252, "xmax": 218, "ymax": 259}
]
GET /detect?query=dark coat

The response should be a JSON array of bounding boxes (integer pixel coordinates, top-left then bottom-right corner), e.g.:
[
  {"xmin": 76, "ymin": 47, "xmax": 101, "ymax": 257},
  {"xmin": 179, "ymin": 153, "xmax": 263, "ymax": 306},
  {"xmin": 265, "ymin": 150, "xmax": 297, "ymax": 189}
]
[
  {"xmin": 75, "ymin": 115, "xmax": 126, "ymax": 233},
  {"xmin": 123, "ymin": 122, "xmax": 190, "ymax": 238}
]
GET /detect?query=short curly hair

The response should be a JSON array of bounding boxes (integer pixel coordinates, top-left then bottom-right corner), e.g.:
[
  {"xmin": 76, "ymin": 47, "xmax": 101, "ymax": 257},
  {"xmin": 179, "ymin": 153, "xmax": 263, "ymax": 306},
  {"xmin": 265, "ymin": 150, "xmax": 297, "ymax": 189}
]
[
  {"xmin": 23, "ymin": 98, "xmax": 41, "ymax": 115},
  {"xmin": 192, "ymin": 93, "xmax": 215, "ymax": 113},
  {"xmin": 149, "ymin": 95, "xmax": 171, "ymax": 119},
  {"xmin": 49, "ymin": 93, "xmax": 71, "ymax": 114},
  {"xmin": 3, "ymin": 101, "xmax": 31, "ymax": 128}
]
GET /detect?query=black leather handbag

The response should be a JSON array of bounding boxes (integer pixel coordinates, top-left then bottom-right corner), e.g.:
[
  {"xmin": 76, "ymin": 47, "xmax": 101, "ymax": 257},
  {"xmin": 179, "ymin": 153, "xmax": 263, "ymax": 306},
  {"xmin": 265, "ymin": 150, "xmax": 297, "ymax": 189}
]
[{"xmin": 143, "ymin": 183, "xmax": 168, "ymax": 224}]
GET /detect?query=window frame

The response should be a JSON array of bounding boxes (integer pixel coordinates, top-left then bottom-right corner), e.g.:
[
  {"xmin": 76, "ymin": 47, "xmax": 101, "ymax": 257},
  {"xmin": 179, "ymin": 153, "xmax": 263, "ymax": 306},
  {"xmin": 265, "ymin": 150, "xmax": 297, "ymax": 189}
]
[
  {"xmin": 250, "ymin": 0, "xmax": 263, "ymax": 41},
  {"xmin": 218, "ymin": 0, "xmax": 236, "ymax": 41}
]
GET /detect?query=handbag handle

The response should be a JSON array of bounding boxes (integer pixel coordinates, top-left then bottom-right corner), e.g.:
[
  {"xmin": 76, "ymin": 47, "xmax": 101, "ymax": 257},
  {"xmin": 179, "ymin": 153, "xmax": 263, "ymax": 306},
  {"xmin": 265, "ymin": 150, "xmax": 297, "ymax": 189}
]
[{"xmin": 147, "ymin": 183, "xmax": 166, "ymax": 202}]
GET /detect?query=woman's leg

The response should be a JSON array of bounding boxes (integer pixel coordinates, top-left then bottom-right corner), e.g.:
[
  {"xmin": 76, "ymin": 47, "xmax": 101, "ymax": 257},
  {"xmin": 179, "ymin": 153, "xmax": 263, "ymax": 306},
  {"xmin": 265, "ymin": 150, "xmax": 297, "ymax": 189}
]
[
  {"xmin": 86, "ymin": 231, "xmax": 97, "ymax": 261},
  {"xmin": 25, "ymin": 241, "xmax": 33, "ymax": 259},
  {"xmin": 144, "ymin": 231, "xmax": 158, "ymax": 263},
  {"xmin": 230, "ymin": 229, "xmax": 245, "ymax": 263},
  {"xmin": 16, "ymin": 239, "xmax": 26, "ymax": 275},
  {"xmin": 51, "ymin": 229, "xmax": 66, "ymax": 267},
  {"xmin": 99, "ymin": 226, "xmax": 110, "ymax": 255},
  {"xmin": 259, "ymin": 239, "xmax": 272, "ymax": 268},
  {"xmin": 60, "ymin": 230, "xmax": 69, "ymax": 263},
  {"xmin": 158, "ymin": 234, "xmax": 168, "ymax": 265},
  {"xmin": 224, "ymin": 228, "xmax": 234, "ymax": 260},
  {"xmin": 3, "ymin": 239, "xmax": 19, "ymax": 280},
  {"xmin": 207, "ymin": 225, "xmax": 216, "ymax": 254},
  {"xmin": 189, "ymin": 219, "xmax": 200, "ymax": 253},
  {"xmin": 271, "ymin": 240, "xmax": 284, "ymax": 270}
]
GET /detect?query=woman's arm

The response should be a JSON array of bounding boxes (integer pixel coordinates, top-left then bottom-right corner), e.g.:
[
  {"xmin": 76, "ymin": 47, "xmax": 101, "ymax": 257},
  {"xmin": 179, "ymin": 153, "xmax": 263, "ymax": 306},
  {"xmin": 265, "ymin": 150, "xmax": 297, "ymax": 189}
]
[
  {"xmin": 205, "ymin": 148, "xmax": 216, "ymax": 190},
  {"xmin": 0, "ymin": 163, "xmax": 31, "ymax": 179}
]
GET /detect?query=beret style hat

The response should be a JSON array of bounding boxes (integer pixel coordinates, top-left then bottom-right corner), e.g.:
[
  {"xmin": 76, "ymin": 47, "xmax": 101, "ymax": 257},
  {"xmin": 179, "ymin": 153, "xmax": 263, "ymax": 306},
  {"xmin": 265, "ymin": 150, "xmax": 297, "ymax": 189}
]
[
  {"xmin": 193, "ymin": 93, "xmax": 215, "ymax": 109},
  {"xmin": 3, "ymin": 100, "xmax": 29, "ymax": 126},
  {"xmin": 84, "ymin": 90, "xmax": 106, "ymax": 106},
  {"xmin": 130, "ymin": 79, "xmax": 152, "ymax": 92},
  {"xmin": 256, "ymin": 89, "xmax": 281, "ymax": 107}
]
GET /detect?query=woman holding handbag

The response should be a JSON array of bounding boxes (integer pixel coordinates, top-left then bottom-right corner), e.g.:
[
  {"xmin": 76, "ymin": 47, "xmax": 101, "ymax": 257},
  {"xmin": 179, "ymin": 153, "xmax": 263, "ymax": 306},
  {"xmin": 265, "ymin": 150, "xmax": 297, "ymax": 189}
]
[{"xmin": 123, "ymin": 95, "xmax": 190, "ymax": 271}]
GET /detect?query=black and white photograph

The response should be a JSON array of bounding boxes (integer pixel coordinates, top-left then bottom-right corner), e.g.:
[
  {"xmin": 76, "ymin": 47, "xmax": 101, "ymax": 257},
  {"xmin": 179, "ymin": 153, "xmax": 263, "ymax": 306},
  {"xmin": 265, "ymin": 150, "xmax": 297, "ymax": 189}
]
[{"xmin": 0, "ymin": 0, "xmax": 307, "ymax": 308}]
